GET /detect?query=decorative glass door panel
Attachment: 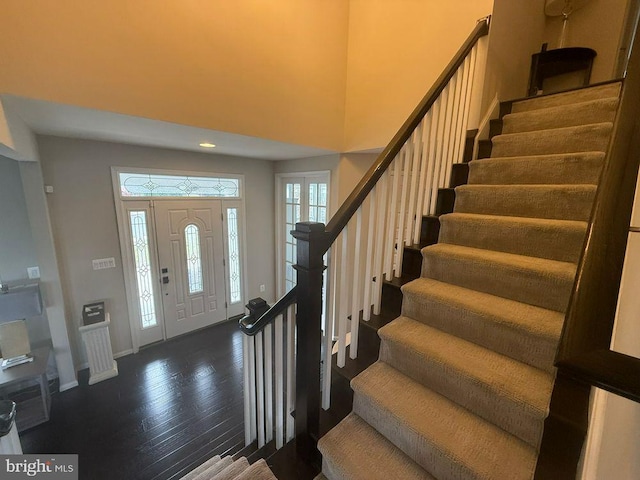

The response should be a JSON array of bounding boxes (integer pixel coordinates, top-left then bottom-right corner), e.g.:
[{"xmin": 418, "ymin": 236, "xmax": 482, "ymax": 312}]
[{"xmin": 154, "ymin": 200, "xmax": 227, "ymax": 338}]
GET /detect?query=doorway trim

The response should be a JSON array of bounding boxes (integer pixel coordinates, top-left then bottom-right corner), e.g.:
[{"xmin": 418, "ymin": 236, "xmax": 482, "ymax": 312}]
[
  {"xmin": 275, "ymin": 171, "xmax": 331, "ymax": 297},
  {"xmin": 111, "ymin": 166, "xmax": 248, "ymax": 353}
]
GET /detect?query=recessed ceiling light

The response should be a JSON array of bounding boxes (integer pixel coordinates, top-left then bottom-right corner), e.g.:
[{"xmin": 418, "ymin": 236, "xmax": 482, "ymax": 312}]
[{"xmin": 199, "ymin": 142, "xmax": 216, "ymax": 148}]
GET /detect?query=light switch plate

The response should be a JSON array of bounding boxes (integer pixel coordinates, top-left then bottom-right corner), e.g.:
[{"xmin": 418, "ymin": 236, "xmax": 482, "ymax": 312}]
[
  {"xmin": 92, "ymin": 257, "xmax": 116, "ymax": 270},
  {"xmin": 27, "ymin": 266, "xmax": 40, "ymax": 279}
]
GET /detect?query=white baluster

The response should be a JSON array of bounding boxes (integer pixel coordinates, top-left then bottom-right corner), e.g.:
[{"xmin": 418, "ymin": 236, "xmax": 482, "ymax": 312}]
[
  {"xmin": 243, "ymin": 335, "xmax": 254, "ymax": 445},
  {"xmin": 395, "ymin": 147, "xmax": 411, "ymax": 278},
  {"xmin": 443, "ymin": 71, "xmax": 460, "ymax": 189},
  {"xmin": 414, "ymin": 114, "xmax": 431, "ymax": 243},
  {"xmin": 372, "ymin": 173, "xmax": 389, "ymax": 315},
  {"xmin": 350, "ymin": 206, "xmax": 363, "ymax": 359},
  {"xmin": 286, "ymin": 306, "xmax": 295, "ymax": 442},
  {"xmin": 451, "ymin": 60, "xmax": 470, "ymax": 168},
  {"xmin": 424, "ymin": 99, "xmax": 441, "ymax": 215},
  {"xmin": 363, "ymin": 188, "xmax": 377, "ymax": 321},
  {"xmin": 385, "ymin": 156, "xmax": 401, "ymax": 278},
  {"xmin": 256, "ymin": 331, "xmax": 265, "ymax": 447},
  {"xmin": 264, "ymin": 324, "xmax": 274, "ymax": 443},
  {"xmin": 337, "ymin": 228, "xmax": 349, "ymax": 368},
  {"xmin": 274, "ymin": 315, "xmax": 284, "ymax": 448},
  {"xmin": 407, "ymin": 128, "xmax": 422, "ymax": 245},
  {"xmin": 460, "ymin": 48, "xmax": 478, "ymax": 156}
]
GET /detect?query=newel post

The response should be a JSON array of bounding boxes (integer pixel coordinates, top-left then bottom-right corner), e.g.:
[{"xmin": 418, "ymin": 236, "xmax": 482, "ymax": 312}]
[{"xmin": 292, "ymin": 221, "xmax": 327, "ymax": 463}]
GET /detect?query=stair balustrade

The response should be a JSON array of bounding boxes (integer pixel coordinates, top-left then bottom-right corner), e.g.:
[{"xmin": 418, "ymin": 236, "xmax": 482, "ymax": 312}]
[{"xmin": 239, "ymin": 16, "xmax": 491, "ymax": 460}]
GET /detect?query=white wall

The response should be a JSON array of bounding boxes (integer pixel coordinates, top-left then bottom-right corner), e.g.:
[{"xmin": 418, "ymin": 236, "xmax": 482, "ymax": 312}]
[
  {"xmin": 482, "ymin": 0, "xmax": 547, "ymax": 108},
  {"xmin": 0, "ymin": 1, "xmax": 349, "ymax": 151},
  {"xmin": 38, "ymin": 136, "xmax": 276, "ymax": 365},
  {"xmin": 543, "ymin": 0, "xmax": 628, "ymax": 83},
  {"xmin": 344, "ymin": 0, "xmax": 495, "ymax": 152},
  {"xmin": 0, "ymin": 155, "xmax": 37, "ymax": 282},
  {"xmin": 19, "ymin": 160, "xmax": 77, "ymax": 390}
]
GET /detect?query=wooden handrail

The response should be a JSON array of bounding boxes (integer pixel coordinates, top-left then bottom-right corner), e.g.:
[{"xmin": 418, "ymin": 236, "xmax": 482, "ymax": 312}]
[
  {"xmin": 555, "ymin": 17, "xmax": 640, "ymax": 401},
  {"xmin": 239, "ymin": 287, "xmax": 297, "ymax": 335},
  {"xmin": 323, "ymin": 16, "xmax": 490, "ymax": 248}
]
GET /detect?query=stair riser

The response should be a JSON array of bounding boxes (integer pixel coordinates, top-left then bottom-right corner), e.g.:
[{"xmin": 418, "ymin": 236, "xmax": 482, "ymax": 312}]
[
  {"xmin": 438, "ymin": 214, "xmax": 587, "ymax": 263},
  {"xmin": 401, "ymin": 288, "xmax": 560, "ymax": 372},
  {"xmin": 491, "ymin": 123, "xmax": 613, "ymax": 158},
  {"xmin": 502, "ymin": 98, "xmax": 618, "ymax": 135},
  {"xmin": 454, "ymin": 185, "xmax": 596, "ymax": 222},
  {"xmin": 419, "ymin": 216, "xmax": 440, "ymax": 247},
  {"xmin": 380, "ymin": 283, "xmax": 402, "ymax": 318},
  {"xmin": 468, "ymin": 153, "xmax": 604, "ymax": 186},
  {"xmin": 401, "ymin": 248, "xmax": 423, "ymax": 279},
  {"xmin": 449, "ymin": 163, "xmax": 469, "ymax": 188},
  {"xmin": 435, "ymin": 188, "xmax": 456, "ymax": 215},
  {"xmin": 421, "ymin": 249, "xmax": 576, "ymax": 312},
  {"xmin": 510, "ymin": 83, "xmax": 621, "ymax": 113},
  {"xmin": 379, "ymin": 336, "xmax": 548, "ymax": 447}
]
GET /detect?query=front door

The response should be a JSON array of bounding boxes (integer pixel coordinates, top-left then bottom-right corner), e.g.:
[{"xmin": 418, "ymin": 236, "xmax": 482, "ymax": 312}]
[{"xmin": 154, "ymin": 200, "xmax": 227, "ymax": 338}]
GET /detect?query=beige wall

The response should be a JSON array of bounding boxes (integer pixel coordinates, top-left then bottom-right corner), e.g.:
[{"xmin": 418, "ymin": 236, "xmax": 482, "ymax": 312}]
[
  {"xmin": 543, "ymin": 0, "xmax": 628, "ymax": 83},
  {"xmin": 1, "ymin": 1, "xmax": 349, "ymax": 151},
  {"xmin": 0, "ymin": 156, "xmax": 37, "ymax": 282},
  {"xmin": 344, "ymin": 0, "xmax": 494, "ymax": 152},
  {"xmin": 38, "ymin": 136, "xmax": 276, "ymax": 364},
  {"xmin": 482, "ymin": 0, "xmax": 547, "ymax": 108}
]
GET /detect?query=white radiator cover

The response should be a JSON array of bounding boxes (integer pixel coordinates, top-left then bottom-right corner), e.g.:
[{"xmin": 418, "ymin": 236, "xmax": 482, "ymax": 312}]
[{"xmin": 79, "ymin": 313, "xmax": 118, "ymax": 385}]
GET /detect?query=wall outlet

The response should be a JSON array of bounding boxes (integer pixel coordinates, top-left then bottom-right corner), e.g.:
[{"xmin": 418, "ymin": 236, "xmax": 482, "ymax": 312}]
[
  {"xmin": 92, "ymin": 257, "xmax": 116, "ymax": 270},
  {"xmin": 27, "ymin": 266, "xmax": 40, "ymax": 279},
  {"xmin": 259, "ymin": 284, "xmax": 266, "ymax": 292}
]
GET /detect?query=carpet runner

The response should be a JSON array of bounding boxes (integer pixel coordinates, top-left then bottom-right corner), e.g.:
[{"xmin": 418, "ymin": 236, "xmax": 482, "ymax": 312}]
[{"xmin": 317, "ymin": 82, "xmax": 621, "ymax": 479}]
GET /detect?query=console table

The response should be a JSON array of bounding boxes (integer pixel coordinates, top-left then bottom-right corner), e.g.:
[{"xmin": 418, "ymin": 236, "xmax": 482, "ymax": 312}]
[{"xmin": 0, "ymin": 346, "xmax": 51, "ymax": 432}]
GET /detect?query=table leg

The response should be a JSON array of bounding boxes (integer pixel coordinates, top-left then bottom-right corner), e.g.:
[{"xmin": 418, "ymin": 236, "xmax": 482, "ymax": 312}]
[{"xmin": 39, "ymin": 373, "xmax": 50, "ymax": 421}]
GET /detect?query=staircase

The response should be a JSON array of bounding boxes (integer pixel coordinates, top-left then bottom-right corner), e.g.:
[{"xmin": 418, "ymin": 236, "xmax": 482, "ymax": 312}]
[
  {"xmin": 179, "ymin": 455, "xmax": 276, "ymax": 480},
  {"xmin": 316, "ymin": 82, "xmax": 622, "ymax": 479}
]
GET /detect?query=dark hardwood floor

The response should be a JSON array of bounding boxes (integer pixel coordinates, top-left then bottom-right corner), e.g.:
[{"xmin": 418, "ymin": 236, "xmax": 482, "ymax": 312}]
[{"xmin": 20, "ymin": 320, "xmax": 246, "ymax": 480}]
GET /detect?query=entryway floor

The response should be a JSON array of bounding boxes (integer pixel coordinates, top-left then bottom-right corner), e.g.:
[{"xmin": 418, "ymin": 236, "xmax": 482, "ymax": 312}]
[{"xmin": 20, "ymin": 320, "xmax": 245, "ymax": 480}]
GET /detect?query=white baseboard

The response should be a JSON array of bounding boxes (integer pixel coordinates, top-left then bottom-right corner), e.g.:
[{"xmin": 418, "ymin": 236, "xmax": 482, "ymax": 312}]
[
  {"xmin": 59, "ymin": 380, "xmax": 79, "ymax": 392},
  {"xmin": 114, "ymin": 349, "xmax": 133, "ymax": 359}
]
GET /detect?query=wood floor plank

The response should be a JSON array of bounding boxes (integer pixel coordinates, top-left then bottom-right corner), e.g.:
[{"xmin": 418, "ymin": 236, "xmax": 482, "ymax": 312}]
[{"xmin": 20, "ymin": 321, "xmax": 246, "ymax": 480}]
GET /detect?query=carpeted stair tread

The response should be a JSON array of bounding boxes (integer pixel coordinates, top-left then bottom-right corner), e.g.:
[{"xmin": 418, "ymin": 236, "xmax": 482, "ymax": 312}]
[
  {"xmin": 379, "ymin": 316, "xmax": 553, "ymax": 446},
  {"xmin": 454, "ymin": 184, "xmax": 596, "ymax": 222},
  {"xmin": 401, "ymin": 277, "xmax": 564, "ymax": 371},
  {"xmin": 318, "ymin": 412, "xmax": 436, "ymax": 480},
  {"xmin": 490, "ymin": 122, "xmax": 613, "ymax": 158},
  {"xmin": 468, "ymin": 152, "xmax": 604, "ymax": 186},
  {"xmin": 191, "ymin": 456, "xmax": 233, "ymax": 480},
  {"xmin": 502, "ymin": 97, "xmax": 618, "ymax": 134},
  {"xmin": 438, "ymin": 213, "xmax": 587, "ymax": 263},
  {"xmin": 233, "ymin": 459, "xmax": 277, "ymax": 480},
  {"xmin": 421, "ymin": 243, "xmax": 576, "ymax": 312},
  {"xmin": 180, "ymin": 455, "xmax": 222, "ymax": 480},
  {"xmin": 510, "ymin": 82, "xmax": 621, "ymax": 113},
  {"xmin": 214, "ymin": 457, "xmax": 249, "ymax": 480},
  {"xmin": 352, "ymin": 362, "xmax": 538, "ymax": 480}
]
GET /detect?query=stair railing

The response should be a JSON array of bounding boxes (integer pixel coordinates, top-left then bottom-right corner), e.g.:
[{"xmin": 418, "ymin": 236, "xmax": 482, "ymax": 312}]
[
  {"xmin": 534, "ymin": 19, "xmax": 640, "ymax": 479},
  {"xmin": 239, "ymin": 16, "xmax": 491, "ymax": 460}
]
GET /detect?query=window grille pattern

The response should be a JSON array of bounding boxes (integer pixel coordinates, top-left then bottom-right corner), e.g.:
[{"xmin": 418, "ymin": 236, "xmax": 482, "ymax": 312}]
[
  {"xmin": 308, "ymin": 183, "xmax": 328, "ymax": 224},
  {"xmin": 185, "ymin": 224, "xmax": 204, "ymax": 294},
  {"xmin": 226, "ymin": 208, "xmax": 242, "ymax": 304},
  {"xmin": 120, "ymin": 172, "xmax": 240, "ymax": 198},
  {"xmin": 129, "ymin": 211, "xmax": 157, "ymax": 329},
  {"xmin": 285, "ymin": 183, "xmax": 302, "ymax": 293}
]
